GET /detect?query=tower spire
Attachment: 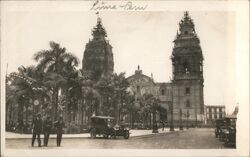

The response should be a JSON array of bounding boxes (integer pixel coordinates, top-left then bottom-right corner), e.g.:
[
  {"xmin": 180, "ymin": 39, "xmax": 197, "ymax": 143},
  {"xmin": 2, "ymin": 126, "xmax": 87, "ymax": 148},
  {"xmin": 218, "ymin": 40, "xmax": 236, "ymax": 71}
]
[
  {"xmin": 92, "ymin": 12, "xmax": 107, "ymax": 40},
  {"xmin": 96, "ymin": 11, "xmax": 101, "ymax": 23},
  {"xmin": 184, "ymin": 11, "xmax": 189, "ymax": 18}
]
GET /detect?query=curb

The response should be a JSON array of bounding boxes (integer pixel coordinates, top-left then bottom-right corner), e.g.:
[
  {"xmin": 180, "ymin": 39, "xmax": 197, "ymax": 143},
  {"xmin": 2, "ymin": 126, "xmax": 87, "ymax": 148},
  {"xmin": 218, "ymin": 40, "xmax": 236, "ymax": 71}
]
[{"xmin": 6, "ymin": 130, "xmax": 184, "ymax": 140}]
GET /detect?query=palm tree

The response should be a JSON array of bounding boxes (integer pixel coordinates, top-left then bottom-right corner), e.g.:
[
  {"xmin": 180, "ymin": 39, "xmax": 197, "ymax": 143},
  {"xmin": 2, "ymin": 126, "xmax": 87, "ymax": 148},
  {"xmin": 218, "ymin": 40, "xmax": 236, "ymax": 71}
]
[
  {"xmin": 95, "ymin": 75, "xmax": 115, "ymax": 116},
  {"xmin": 66, "ymin": 70, "xmax": 101, "ymax": 130},
  {"xmin": 112, "ymin": 73, "xmax": 129, "ymax": 122},
  {"xmin": 43, "ymin": 72, "xmax": 67, "ymax": 120},
  {"xmin": 7, "ymin": 66, "xmax": 38, "ymax": 132},
  {"xmin": 33, "ymin": 41, "xmax": 79, "ymax": 120}
]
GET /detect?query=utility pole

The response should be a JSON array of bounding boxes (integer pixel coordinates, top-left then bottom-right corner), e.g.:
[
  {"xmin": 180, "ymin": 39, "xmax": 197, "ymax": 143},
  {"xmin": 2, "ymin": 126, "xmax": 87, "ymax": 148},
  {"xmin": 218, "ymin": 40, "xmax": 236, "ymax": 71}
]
[
  {"xmin": 179, "ymin": 108, "xmax": 183, "ymax": 130},
  {"xmin": 170, "ymin": 85, "xmax": 175, "ymax": 131}
]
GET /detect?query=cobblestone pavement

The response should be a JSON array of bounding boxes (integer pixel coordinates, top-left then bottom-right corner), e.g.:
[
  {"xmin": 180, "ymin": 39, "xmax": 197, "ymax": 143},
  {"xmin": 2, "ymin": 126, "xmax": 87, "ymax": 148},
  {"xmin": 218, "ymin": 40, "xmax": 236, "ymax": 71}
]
[{"xmin": 5, "ymin": 128, "xmax": 230, "ymax": 149}]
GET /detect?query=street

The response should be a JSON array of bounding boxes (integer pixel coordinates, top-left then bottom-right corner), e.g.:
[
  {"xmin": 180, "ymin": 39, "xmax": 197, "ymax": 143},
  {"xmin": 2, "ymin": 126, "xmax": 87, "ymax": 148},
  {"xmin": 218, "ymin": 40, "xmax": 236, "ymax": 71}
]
[{"xmin": 6, "ymin": 128, "xmax": 230, "ymax": 149}]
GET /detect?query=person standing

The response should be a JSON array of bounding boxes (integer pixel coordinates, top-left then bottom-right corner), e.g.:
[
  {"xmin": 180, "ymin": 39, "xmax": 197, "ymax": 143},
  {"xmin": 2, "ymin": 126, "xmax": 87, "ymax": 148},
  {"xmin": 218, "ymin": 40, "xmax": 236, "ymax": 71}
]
[
  {"xmin": 31, "ymin": 114, "xmax": 42, "ymax": 147},
  {"xmin": 162, "ymin": 120, "xmax": 165, "ymax": 131},
  {"xmin": 43, "ymin": 115, "xmax": 52, "ymax": 146},
  {"xmin": 54, "ymin": 116, "xmax": 65, "ymax": 147}
]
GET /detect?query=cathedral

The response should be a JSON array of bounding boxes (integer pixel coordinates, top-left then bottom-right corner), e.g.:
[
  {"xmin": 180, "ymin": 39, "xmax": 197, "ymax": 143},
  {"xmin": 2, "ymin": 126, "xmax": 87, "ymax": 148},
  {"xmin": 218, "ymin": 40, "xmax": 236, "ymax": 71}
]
[{"xmin": 82, "ymin": 12, "xmax": 204, "ymax": 126}]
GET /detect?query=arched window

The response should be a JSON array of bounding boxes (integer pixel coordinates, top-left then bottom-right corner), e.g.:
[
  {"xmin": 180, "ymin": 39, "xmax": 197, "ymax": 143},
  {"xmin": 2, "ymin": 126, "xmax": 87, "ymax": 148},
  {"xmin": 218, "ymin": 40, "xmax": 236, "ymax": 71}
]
[
  {"xmin": 183, "ymin": 61, "xmax": 190, "ymax": 74},
  {"xmin": 137, "ymin": 86, "xmax": 140, "ymax": 92},
  {"xmin": 161, "ymin": 89, "xmax": 165, "ymax": 95},
  {"xmin": 185, "ymin": 87, "xmax": 190, "ymax": 94}
]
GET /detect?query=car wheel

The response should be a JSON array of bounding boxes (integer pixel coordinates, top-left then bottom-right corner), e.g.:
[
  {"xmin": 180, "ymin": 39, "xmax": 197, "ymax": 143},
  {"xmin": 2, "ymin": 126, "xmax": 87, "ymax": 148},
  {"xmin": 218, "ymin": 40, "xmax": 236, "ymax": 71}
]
[
  {"xmin": 103, "ymin": 134, "xmax": 108, "ymax": 139},
  {"xmin": 90, "ymin": 128, "xmax": 96, "ymax": 139},
  {"xmin": 123, "ymin": 131, "xmax": 129, "ymax": 139},
  {"xmin": 111, "ymin": 130, "xmax": 116, "ymax": 139}
]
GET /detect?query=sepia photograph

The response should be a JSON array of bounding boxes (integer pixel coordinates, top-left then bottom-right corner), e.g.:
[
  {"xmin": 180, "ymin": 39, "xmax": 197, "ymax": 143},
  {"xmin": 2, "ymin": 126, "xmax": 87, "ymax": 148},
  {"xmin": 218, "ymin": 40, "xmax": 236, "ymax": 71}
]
[{"xmin": 1, "ymin": 0, "xmax": 249, "ymax": 157}]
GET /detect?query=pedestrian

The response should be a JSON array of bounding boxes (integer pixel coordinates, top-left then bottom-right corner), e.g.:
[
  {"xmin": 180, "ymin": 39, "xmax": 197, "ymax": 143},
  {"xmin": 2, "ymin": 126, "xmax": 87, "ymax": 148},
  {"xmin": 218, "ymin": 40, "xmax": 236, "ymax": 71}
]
[
  {"xmin": 43, "ymin": 115, "xmax": 52, "ymax": 146},
  {"xmin": 162, "ymin": 120, "xmax": 165, "ymax": 131},
  {"xmin": 54, "ymin": 115, "xmax": 65, "ymax": 147},
  {"xmin": 31, "ymin": 113, "xmax": 42, "ymax": 147}
]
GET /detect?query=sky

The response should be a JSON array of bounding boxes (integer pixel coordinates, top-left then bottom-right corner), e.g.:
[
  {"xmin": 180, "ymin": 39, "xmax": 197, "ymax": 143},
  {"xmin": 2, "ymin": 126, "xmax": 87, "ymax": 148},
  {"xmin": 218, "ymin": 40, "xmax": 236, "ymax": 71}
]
[{"xmin": 1, "ymin": 2, "xmax": 237, "ymax": 114}]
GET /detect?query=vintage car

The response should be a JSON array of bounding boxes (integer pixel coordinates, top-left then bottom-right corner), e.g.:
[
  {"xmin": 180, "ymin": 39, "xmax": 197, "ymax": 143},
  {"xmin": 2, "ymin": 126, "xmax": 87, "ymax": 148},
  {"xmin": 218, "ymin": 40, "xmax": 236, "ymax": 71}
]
[
  {"xmin": 223, "ymin": 116, "xmax": 236, "ymax": 146},
  {"xmin": 215, "ymin": 119, "xmax": 224, "ymax": 138},
  {"xmin": 89, "ymin": 116, "xmax": 130, "ymax": 139}
]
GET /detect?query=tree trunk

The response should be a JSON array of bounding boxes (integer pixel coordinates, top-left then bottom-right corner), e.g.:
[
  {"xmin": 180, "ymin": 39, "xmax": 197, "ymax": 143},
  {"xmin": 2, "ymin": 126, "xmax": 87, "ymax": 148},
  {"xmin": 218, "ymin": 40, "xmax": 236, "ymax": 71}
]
[
  {"xmin": 53, "ymin": 88, "xmax": 59, "ymax": 121},
  {"xmin": 25, "ymin": 106, "xmax": 28, "ymax": 124},
  {"xmin": 8, "ymin": 102, "xmax": 13, "ymax": 127},
  {"xmin": 18, "ymin": 103, "xmax": 24, "ymax": 123},
  {"xmin": 80, "ymin": 105, "xmax": 84, "ymax": 131}
]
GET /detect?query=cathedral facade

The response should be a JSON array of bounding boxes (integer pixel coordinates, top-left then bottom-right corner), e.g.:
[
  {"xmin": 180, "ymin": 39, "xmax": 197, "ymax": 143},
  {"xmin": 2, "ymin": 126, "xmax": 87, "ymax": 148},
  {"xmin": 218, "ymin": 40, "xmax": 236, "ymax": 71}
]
[{"xmin": 82, "ymin": 12, "xmax": 205, "ymax": 126}]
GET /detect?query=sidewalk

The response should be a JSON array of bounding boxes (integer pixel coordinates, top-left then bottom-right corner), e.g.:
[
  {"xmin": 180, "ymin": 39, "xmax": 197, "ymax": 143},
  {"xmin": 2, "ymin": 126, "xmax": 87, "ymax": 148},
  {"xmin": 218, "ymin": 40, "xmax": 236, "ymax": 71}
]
[{"xmin": 5, "ymin": 128, "xmax": 182, "ymax": 139}]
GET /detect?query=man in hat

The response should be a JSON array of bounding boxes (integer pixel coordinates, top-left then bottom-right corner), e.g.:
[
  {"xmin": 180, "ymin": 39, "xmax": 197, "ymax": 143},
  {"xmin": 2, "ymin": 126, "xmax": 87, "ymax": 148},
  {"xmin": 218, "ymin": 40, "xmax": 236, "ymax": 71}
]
[
  {"xmin": 43, "ymin": 115, "xmax": 52, "ymax": 146},
  {"xmin": 31, "ymin": 114, "xmax": 42, "ymax": 147},
  {"xmin": 54, "ymin": 115, "xmax": 65, "ymax": 146}
]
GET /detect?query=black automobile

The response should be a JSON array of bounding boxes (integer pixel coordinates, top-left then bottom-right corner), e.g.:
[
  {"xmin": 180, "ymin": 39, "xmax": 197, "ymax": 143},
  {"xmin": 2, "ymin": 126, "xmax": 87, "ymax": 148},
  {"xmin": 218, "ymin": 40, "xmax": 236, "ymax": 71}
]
[
  {"xmin": 215, "ymin": 119, "xmax": 224, "ymax": 138},
  {"xmin": 89, "ymin": 116, "xmax": 130, "ymax": 139},
  {"xmin": 218, "ymin": 125, "xmax": 227, "ymax": 141},
  {"xmin": 223, "ymin": 116, "xmax": 236, "ymax": 147}
]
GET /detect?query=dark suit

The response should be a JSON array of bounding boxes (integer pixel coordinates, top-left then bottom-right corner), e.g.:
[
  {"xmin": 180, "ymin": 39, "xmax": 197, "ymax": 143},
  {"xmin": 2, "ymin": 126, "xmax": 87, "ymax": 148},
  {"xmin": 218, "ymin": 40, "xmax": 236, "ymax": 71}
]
[
  {"xmin": 31, "ymin": 117, "xmax": 42, "ymax": 147},
  {"xmin": 54, "ymin": 120, "xmax": 65, "ymax": 146},
  {"xmin": 43, "ymin": 118, "xmax": 52, "ymax": 146}
]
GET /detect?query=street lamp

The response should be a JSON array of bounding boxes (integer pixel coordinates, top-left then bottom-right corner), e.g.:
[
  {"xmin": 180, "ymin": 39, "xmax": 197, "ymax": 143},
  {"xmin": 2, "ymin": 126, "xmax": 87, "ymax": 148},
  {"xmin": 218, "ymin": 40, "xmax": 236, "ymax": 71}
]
[
  {"xmin": 179, "ymin": 108, "xmax": 183, "ymax": 130},
  {"xmin": 169, "ymin": 102, "xmax": 175, "ymax": 131},
  {"xmin": 34, "ymin": 99, "xmax": 39, "ymax": 114},
  {"xmin": 186, "ymin": 110, "xmax": 190, "ymax": 129},
  {"xmin": 152, "ymin": 99, "xmax": 159, "ymax": 133}
]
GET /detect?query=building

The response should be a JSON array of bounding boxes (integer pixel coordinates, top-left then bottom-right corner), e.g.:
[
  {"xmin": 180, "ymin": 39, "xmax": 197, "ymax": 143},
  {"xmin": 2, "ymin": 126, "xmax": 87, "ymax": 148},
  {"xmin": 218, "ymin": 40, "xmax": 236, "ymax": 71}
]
[
  {"xmin": 171, "ymin": 11, "xmax": 204, "ymax": 125},
  {"xmin": 81, "ymin": 12, "xmax": 205, "ymax": 127},
  {"xmin": 82, "ymin": 17, "xmax": 114, "ymax": 81},
  {"xmin": 126, "ymin": 12, "xmax": 205, "ymax": 126},
  {"xmin": 204, "ymin": 105, "xmax": 226, "ymax": 126}
]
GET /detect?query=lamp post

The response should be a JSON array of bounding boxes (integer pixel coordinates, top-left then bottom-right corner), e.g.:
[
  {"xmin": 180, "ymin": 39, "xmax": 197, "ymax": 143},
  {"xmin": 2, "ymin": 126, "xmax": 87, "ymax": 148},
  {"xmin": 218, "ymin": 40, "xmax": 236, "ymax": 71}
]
[
  {"xmin": 34, "ymin": 99, "xmax": 39, "ymax": 114},
  {"xmin": 152, "ymin": 99, "xmax": 159, "ymax": 133},
  {"xmin": 179, "ymin": 108, "xmax": 183, "ymax": 130},
  {"xmin": 186, "ymin": 110, "xmax": 190, "ymax": 129},
  {"xmin": 169, "ymin": 85, "xmax": 174, "ymax": 131},
  {"xmin": 169, "ymin": 102, "xmax": 175, "ymax": 131}
]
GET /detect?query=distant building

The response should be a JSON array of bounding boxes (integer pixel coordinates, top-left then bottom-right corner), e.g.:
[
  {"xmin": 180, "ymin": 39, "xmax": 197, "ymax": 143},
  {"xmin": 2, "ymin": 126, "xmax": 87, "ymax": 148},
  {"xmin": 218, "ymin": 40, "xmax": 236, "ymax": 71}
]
[{"xmin": 204, "ymin": 105, "xmax": 226, "ymax": 126}]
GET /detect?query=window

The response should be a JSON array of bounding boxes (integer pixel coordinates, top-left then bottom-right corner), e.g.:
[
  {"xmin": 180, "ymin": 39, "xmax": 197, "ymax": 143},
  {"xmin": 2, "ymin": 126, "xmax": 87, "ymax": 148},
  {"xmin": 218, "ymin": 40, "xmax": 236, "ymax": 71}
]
[
  {"xmin": 184, "ymin": 31, "xmax": 188, "ymax": 35},
  {"xmin": 219, "ymin": 108, "xmax": 222, "ymax": 112},
  {"xmin": 183, "ymin": 61, "xmax": 190, "ymax": 74},
  {"xmin": 209, "ymin": 114, "xmax": 212, "ymax": 119},
  {"xmin": 209, "ymin": 108, "xmax": 212, "ymax": 112},
  {"xmin": 161, "ymin": 89, "xmax": 165, "ymax": 95},
  {"xmin": 200, "ymin": 65, "xmax": 203, "ymax": 72},
  {"xmin": 185, "ymin": 87, "xmax": 190, "ymax": 94},
  {"xmin": 214, "ymin": 114, "xmax": 217, "ymax": 119},
  {"xmin": 137, "ymin": 86, "xmax": 140, "ymax": 92},
  {"xmin": 219, "ymin": 113, "xmax": 222, "ymax": 118},
  {"xmin": 186, "ymin": 100, "xmax": 190, "ymax": 108}
]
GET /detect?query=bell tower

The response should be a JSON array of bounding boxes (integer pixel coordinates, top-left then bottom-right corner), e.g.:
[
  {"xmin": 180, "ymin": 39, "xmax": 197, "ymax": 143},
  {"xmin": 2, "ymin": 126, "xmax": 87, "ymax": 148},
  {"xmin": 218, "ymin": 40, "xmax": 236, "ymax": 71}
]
[
  {"xmin": 171, "ymin": 12, "xmax": 204, "ymax": 126},
  {"xmin": 82, "ymin": 16, "xmax": 114, "ymax": 81}
]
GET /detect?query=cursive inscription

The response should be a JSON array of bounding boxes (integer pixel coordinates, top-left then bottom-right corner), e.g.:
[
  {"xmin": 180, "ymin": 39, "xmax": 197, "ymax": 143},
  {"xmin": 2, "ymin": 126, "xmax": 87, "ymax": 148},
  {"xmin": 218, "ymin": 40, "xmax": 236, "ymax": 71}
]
[{"xmin": 91, "ymin": 1, "xmax": 148, "ymax": 11}]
